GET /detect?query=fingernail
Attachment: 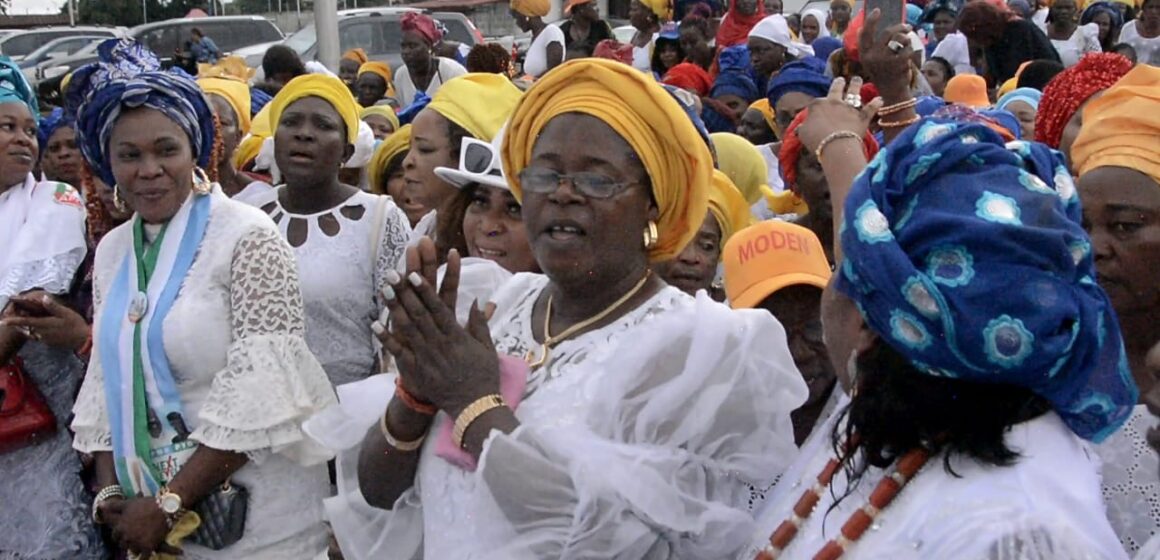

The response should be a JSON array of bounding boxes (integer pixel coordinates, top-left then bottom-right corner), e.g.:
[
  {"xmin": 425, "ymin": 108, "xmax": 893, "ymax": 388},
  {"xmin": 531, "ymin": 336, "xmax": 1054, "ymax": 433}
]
[
  {"xmin": 379, "ymin": 306, "xmax": 390, "ymax": 325},
  {"xmin": 407, "ymin": 271, "xmax": 422, "ymax": 287},
  {"xmin": 371, "ymin": 321, "xmax": 385, "ymax": 335},
  {"xmin": 382, "ymin": 284, "xmax": 396, "ymax": 301},
  {"xmin": 385, "ymin": 269, "xmax": 401, "ymax": 286}
]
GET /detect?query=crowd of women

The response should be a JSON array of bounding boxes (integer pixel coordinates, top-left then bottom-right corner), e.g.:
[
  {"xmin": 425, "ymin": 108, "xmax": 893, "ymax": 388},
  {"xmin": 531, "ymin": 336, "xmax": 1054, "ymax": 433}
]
[{"xmin": 0, "ymin": 0, "xmax": 1157, "ymax": 557}]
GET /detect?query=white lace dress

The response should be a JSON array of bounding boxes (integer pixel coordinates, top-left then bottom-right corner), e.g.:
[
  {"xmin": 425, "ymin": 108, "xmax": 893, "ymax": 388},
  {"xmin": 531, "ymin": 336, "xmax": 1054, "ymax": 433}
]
[
  {"xmin": 1050, "ymin": 23, "xmax": 1101, "ymax": 67},
  {"xmin": 1098, "ymin": 404, "xmax": 1160, "ymax": 554},
  {"xmin": 315, "ymin": 273, "xmax": 808, "ymax": 559},
  {"xmin": 244, "ymin": 188, "xmax": 410, "ymax": 387},
  {"xmin": 71, "ymin": 193, "xmax": 339, "ymax": 559},
  {"xmin": 746, "ymin": 412, "xmax": 1128, "ymax": 560}
]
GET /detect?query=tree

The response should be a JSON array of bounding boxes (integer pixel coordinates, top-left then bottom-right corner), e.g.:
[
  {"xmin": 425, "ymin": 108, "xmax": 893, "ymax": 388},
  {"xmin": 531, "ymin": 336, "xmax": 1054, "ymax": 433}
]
[{"xmin": 69, "ymin": 0, "xmax": 203, "ymax": 27}]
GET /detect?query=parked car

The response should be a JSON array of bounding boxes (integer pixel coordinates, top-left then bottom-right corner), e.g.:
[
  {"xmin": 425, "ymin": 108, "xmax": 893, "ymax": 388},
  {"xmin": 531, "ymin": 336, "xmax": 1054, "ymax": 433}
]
[
  {"xmin": 20, "ymin": 35, "xmax": 105, "ymax": 73},
  {"xmin": 232, "ymin": 8, "xmax": 482, "ymax": 76},
  {"xmin": 0, "ymin": 26, "xmax": 122, "ymax": 61}
]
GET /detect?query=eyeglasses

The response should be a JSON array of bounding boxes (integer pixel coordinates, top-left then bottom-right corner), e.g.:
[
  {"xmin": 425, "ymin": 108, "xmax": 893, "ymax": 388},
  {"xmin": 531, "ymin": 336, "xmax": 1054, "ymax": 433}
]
[
  {"xmin": 458, "ymin": 137, "xmax": 502, "ymax": 178},
  {"xmin": 517, "ymin": 167, "xmax": 637, "ymax": 199}
]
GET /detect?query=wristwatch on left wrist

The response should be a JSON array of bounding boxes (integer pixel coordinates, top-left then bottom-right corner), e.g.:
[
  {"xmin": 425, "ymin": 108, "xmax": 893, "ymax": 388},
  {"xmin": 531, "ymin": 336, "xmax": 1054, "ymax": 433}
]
[{"xmin": 155, "ymin": 486, "xmax": 186, "ymax": 527}]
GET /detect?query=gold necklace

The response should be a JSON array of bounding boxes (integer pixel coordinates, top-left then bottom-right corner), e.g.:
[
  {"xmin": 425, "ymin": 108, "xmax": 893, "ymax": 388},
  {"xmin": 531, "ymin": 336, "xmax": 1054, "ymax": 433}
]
[{"xmin": 525, "ymin": 271, "xmax": 653, "ymax": 369}]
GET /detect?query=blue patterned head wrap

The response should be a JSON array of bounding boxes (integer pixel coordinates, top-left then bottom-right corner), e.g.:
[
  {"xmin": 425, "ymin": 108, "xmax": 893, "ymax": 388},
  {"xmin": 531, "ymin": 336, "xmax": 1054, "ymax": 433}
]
[
  {"xmin": 836, "ymin": 118, "xmax": 1136, "ymax": 443},
  {"xmin": 978, "ymin": 108, "xmax": 1022, "ymax": 139},
  {"xmin": 915, "ymin": 95, "xmax": 947, "ymax": 117},
  {"xmin": 766, "ymin": 58, "xmax": 831, "ymax": 107},
  {"xmin": 37, "ymin": 107, "xmax": 74, "ymax": 155},
  {"xmin": 0, "ymin": 56, "xmax": 39, "ymax": 121},
  {"xmin": 71, "ymin": 39, "xmax": 215, "ymax": 187},
  {"xmin": 811, "ymin": 37, "xmax": 842, "ymax": 65},
  {"xmin": 711, "ymin": 70, "xmax": 760, "ymax": 103},
  {"xmin": 250, "ymin": 86, "xmax": 273, "ymax": 116}
]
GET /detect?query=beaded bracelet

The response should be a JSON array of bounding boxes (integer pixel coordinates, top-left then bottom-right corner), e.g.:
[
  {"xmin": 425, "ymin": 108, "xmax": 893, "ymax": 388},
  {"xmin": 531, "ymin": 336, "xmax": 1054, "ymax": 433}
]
[
  {"xmin": 877, "ymin": 98, "xmax": 917, "ymax": 117},
  {"xmin": 394, "ymin": 377, "xmax": 437, "ymax": 416},
  {"xmin": 879, "ymin": 115, "xmax": 922, "ymax": 129},
  {"xmin": 380, "ymin": 412, "xmax": 426, "ymax": 452},
  {"xmin": 91, "ymin": 484, "xmax": 124, "ymax": 524},
  {"xmin": 814, "ymin": 130, "xmax": 862, "ymax": 162}
]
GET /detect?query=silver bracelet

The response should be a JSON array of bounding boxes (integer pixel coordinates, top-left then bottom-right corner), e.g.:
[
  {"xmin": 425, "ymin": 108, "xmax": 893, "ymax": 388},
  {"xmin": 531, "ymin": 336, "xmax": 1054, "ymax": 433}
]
[{"xmin": 91, "ymin": 484, "xmax": 125, "ymax": 524}]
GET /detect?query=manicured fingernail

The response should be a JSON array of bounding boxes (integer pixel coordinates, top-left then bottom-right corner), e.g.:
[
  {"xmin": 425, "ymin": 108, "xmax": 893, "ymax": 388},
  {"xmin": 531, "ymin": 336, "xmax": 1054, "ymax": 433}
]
[
  {"xmin": 371, "ymin": 321, "xmax": 385, "ymax": 335},
  {"xmin": 382, "ymin": 285, "xmax": 396, "ymax": 301},
  {"xmin": 408, "ymin": 272, "xmax": 422, "ymax": 287},
  {"xmin": 385, "ymin": 270, "xmax": 401, "ymax": 285},
  {"xmin": 379, "ymin": 306, "xmax": 390, "ymax": 324}
]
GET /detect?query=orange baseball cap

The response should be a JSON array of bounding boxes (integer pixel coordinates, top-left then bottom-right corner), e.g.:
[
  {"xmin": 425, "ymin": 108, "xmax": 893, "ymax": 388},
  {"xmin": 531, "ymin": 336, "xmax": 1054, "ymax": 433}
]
[
  {"xmin": 723, "ymin": 220, "xmax": 832, "ymax": 309},
  {"xmin": 944, "ymin": 74, "xmax": 991, "ymax": 109}
]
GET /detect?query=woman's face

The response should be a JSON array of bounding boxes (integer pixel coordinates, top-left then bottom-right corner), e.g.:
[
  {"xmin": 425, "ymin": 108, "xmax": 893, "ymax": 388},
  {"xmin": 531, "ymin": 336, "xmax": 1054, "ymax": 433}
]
[
  {"xmin": 274, "ymin": 96, "xmax": 352, "ymax": 187},
  {"xmin": 462, "ymin": 184, "xmax": 538, "ymax": 273},
  {"xmin": 830, "ymin": 0, "xmax": 851, "ymax": 25},
  {"xmin": 1079, "ymin": 166, "xmax": 1160, "ymax": 319},
  {"xmin": 402, "ymin": 108, "xmax": 459, "ymax": 222},
  {"xmin": 1092, "ymin": 12, "xmax": 1113, "ymax": 41},
  {"xmin": 629, "ymin": 0, "xmax": 655, "ymax": 30},
  {"xmin": 795, "ymin": 146, "xmax": 830, "ymax": 228},
  {"xmin": 1051, "ymin": 0, "xmax": 1078, "ymax": 23},
  {"xmin": 520, "ymin": 113, "xmax": 656, "ymax": 285},
  {"xmin": 765, "ymin": 0, "xmax": 782, "ymax": 14},
  {"xmin": 363, "ymin": 114, "xmax": 396, "ymax": 140},
  {"xmin": 679, "ymin": 26, "xmax": 710, "ymax": 58},
  {"xmin": 737, "ymin": 108, "xmax": 777, "ymax": 145},
  {"xmin": 1004, "ymin": 100, "xmax": 1037, "ymax": 141},
  {"xmin": 208, "ymin": 94, "xmax": 242, "ymax": 166},
  {"xmin": 339, "ymin": 58, "xmax": 360, "ymax": 88},
  {"xmin": 922, "ymin": 60, "xmax": 950, "ymax": 97},
  {"xmin": 654, "ymin": 212, "xmax": 722, "ymax": 295},
  {"xmin": 107, "ymin": 108, "xmax": 195, "ymax": 224},
  {"xmin": 801, "ymin": 14, "xmax": 822, "ymax": 43},
  {"xmin": 775, "ymin": 91, "xmax": 814, "ymax": 132},
  {"xmin": 383, "ymin": 154, "xmax": 417, "ymax": 221},
  {"xmin": 1060, "ymin": 93, "xmax": 1101, "ymax": 163},
  {"xmin": 0, "ymin": 103, "xmax": 37, "ymax": 189},
  {"xmin": 933, "ymin": 11, "xmax": 957, "ymax": 41},
  {"xmin": 1145, "ymin": 0, "xmax": 1160, "ymax": 26},
  {"xmin": 758, "ymin": 285, "xmax": 834, "ymax": 404},
  {"xmin": 658, "ymin": 43, "xmax": 682, "ymax": 70},
  {"xmin": 42, "ymin": 125, "xmax": 81, "ymax": 186},
  {"xmin": 401, "ymin": 30, "xmax": 433, "ymax": 70},
  {"xmin": 715, "ymin": 93, "xmax": 750, "ymax": 122},
  {"xmin": 356, "ymin": 73, "xmax": 388, "ymax": 108},
  {"xmin": 736, "ymin": 0, "xmax": 760, "ymax": 16},
  {"xmin": 748, "ymin": 36, "xmax": 787, "ymax": 78}
]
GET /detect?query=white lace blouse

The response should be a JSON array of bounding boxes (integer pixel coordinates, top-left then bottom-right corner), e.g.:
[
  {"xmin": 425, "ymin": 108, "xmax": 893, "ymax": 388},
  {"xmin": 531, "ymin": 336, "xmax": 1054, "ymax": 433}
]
[
  {"xmin": 746, "ymin": 412, "xmax": 1128, "ymax": 560},
  {"xmin": 244, "ymin": 188, "xmax": 410, "ymax": 387},
  {"xmin": 71, "ymin": 192, "xmax": 339, "ymax": 559},
  {"xmin": 1098, "ymin": 404, "xmax": 1160, "ymax": 554},
  {"xmin": 315, "ymin": 273, "xmax": 808, "ymax": 559}
]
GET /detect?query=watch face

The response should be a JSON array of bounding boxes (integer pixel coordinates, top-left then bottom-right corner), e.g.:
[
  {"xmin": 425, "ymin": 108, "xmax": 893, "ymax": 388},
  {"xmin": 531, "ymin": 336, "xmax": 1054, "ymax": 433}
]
[{"xmin": 160, "ymin": 494, "xmax": 181, "ymax": 513}]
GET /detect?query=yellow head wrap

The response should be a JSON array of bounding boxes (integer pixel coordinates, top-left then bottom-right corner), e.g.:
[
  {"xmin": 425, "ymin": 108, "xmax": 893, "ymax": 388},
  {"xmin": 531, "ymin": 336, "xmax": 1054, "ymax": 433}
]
[
  {"xmin": 199, "ymin": 77, "xmax": 252, "ymax": 134},
  {"xmin": 748, "ymin": 99, "xmax": 777, "ymax": 137},
  {"xmin": 428, "ymin": 73, "xmax": 522, "ymax": 142},
  {"xmin": 707, "ymin": 170, "xmax": 753, "ymax": 242},
  {"xmin": 639, "ymin": 0, "xmax": 673, "ymax": 21},
  {"xmin": 512, "ymin": 0, "xmax": 551, "ymax": 17},
  {"xmin": 502, "ymin": 58, "xmax": 712, "ymax": 262},
  {"xmin": 197, "ymin": 55, "xmax": 255, "ymax": 83},
  {"xmin": 233, "ymin": 104, "xmax": 274, "ymax": 169},
  {"xmin": 1072, "ymin": 64, "xmax": 1160, "ymax": 186},
  {"xmin": 368, "ymin": 125, "xmax": 412, "ymax": 194},
  {"xmin": 358, "ymin": 61, "xmax": 398, "ymax": 100},
  {"xmin": 268, "ymin": 74, "xmax": 361, "ymax": 143},
  {"xmin": 710, "ymin": 132, "xmax": 769, "ymax": 205},
  {"xmin": 343, "ymin": 48, "xmax": 369, "ymax": 65},
  {"xmin": 764, "ymin": 188, "xmax": 809, "ymax": 215},
  {"xmin": 997, "ymin": 77, "xmax": 1018, "ymax": 99},
  {"xmin": 361, "ymin": 105, "xmax": 400, "ymax": 133}
]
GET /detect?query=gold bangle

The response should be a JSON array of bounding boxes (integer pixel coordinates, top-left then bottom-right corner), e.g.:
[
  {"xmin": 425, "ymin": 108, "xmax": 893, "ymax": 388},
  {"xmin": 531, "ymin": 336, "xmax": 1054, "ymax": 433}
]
[
  {"xmin": 452, "ymin": 394, "xmax": 506, "ymax": 449},
  {"xmin": 380, "ymin": 412, "xmax": 426, "ymax": 452},
  {"xmin": 814, "ymin": 130, "xmax": 862, "ymax": 162},
  {"xmin": 880, "ymin": 115, "xmax": 922, "ymax": 129},
  {"xmin": 878, "ymin": 98, "xmax": 917, "ymax": 116}
]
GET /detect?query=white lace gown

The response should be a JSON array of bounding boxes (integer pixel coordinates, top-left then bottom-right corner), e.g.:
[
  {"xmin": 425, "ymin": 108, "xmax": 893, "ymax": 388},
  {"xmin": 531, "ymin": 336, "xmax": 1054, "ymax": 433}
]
[
  {"xmin": 315, "ymin": 273, "xmax": 808, "ymax": 559},
  {"xmin": 1050, "ymin": 23, "xmax": 1101, "ymax": 68},
  {"xmin": 1098, "ymin": 404, "xmax": 1160, "ymax": 554},
  {"xmin": 243, "ymin": 188, "xmax": 410, "ymax": 387},
  {"xmin": 71, "ymin": 192, "xmax": 339, "ymax": 559},
  {"xmin": 745, "ymin": 412, "xmax": 1128, "ymax": 560}
]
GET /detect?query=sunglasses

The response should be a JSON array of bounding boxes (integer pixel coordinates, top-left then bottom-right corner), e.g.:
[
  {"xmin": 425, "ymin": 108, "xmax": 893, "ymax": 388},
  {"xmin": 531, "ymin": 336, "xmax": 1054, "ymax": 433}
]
[{"xmin": 459, "ymin": 137, "xmax": 503, "ymax": 178}]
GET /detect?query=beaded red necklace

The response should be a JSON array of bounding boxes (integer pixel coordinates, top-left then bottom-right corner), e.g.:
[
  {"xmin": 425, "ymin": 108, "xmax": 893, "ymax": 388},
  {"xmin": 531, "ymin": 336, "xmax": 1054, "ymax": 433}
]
[{"xmin": 755, "ymin": 442, "xmax": 932, "ymax": 560}]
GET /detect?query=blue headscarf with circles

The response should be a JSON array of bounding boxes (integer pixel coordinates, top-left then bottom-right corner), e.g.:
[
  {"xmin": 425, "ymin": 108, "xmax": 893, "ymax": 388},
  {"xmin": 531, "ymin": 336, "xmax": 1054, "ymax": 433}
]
[
  {"xmin": 69, "ymin": 39, "xmax": 215, "ymax": 187},
  {"xmin": 836, "ymin": 117, "xmax": 1136, "ymax": 443},
  {"xmin": 0, "ymin": 56, "xmax": 39, "ymax": 121}
]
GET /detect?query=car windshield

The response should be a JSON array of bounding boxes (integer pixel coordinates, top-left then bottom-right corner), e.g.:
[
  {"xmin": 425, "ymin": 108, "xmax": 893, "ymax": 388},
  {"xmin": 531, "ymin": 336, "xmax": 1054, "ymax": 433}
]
[
  {"xmin": 24, "ymin": 37, "xmax": 100, "ymax": 63},
  {"xmin": 283, "ymin": 24, "xmax": 317, "ymax": 55}
]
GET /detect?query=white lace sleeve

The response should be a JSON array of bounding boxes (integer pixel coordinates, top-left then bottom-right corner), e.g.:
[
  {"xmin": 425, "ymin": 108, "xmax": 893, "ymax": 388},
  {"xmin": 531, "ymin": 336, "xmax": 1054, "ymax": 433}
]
[
  {"xmin": 190, "ymin": 226, "xmax": 338, "ymax": 466},
  {"xmin": 72, "ymin": 275, "xmax": 111, "ymax": 453},
  {"xmin": 373, "ymin": 198, "xmax": 410, "ymax": 306},
  {"xmin": 471, "ymin": 293, "xmax": 807, "ymax": 559}
]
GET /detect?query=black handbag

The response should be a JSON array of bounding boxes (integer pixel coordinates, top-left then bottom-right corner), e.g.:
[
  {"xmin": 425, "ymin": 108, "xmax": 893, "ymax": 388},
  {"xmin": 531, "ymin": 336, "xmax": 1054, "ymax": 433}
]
[{"xmin": 188, "ymin": 481, "xmax": 248, "ymax": 550}]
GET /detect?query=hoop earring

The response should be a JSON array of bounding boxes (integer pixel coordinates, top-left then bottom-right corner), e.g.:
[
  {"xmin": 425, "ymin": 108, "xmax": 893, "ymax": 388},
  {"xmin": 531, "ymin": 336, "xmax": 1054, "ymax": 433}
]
[
  {"xmin": 113, "ymin": 184, "xmax": 129, "ymax": 213},
  {"xmin": 643, "ymin": 220, "xmax": 659, "ymax": 249},
  {"xmin": 191, "ymin": 167, "xmax": 212, "ymax": 195}
]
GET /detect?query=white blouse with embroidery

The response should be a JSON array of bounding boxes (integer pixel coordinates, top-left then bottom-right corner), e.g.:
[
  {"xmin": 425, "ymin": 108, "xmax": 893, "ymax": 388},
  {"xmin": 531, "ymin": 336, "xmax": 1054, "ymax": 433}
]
[
  {"xmin": 71, "ymin": 192, "xmax": 339, "ymax": 559},
  {"xmin": 1098, "ymin": 404, "xmax": 1160, "ymax": 554}
]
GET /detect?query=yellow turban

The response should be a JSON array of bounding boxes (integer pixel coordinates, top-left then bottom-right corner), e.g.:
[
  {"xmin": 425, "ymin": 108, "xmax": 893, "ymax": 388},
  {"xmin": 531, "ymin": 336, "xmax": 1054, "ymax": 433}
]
[
  {"xmin": 748, "ymin": 99, "xmax": 777, "ymax": 136},
  {"xmin": 710, "ymin": 132, "xmax": 769, "ymax": 205},
  {"xmin": 502, "ymin": 58, "xmax": 712, "ymax": 262},
  {"xmin": 428, "ymin": 73, "xmax": 522, "ymax": 142},
  {"xmin": 369, "ymin": 125, "xmax": 412, "ymax": 194},
  {"xmin": 199, "ymin": 77, "xmax": 252, "ymax": 134},
  {"xmin": 358, "ymin": 61, "xmax": 398, "ymax": 100},
  {"xmin": 512, "ymin": 0, "xmax": 551, "ymax": 16},
  {"xmin": 640, "ymin": 0, "xmax": 673, "ymax": 21},
  {"xmin": 197, "ymin": 55, "xmax": 255, "ymax": 83},
  {"xmin": 1072, "ymin": 64, "xmax": 1160, "ymax": 186},
  {"xmin": 343, "ymin": 48, "xmax": 369, "ymax": 65},
  {"xmin": 361, "ymin": 105, "xmax": 400, "ymax": 133},
  {"xmin": 707, "ymin": 170, "xmax": 752, "ymax": 243},
  {"xmin": 268, "ymin": 74, "xmax": 361, "ymax": 143}
]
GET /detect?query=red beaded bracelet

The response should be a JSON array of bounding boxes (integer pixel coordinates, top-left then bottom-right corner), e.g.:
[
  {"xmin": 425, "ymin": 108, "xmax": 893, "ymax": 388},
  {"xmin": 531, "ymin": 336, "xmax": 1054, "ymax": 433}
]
[{"xmin": 394, "ymin": 377, "xmax": 437, "ymax": 416}]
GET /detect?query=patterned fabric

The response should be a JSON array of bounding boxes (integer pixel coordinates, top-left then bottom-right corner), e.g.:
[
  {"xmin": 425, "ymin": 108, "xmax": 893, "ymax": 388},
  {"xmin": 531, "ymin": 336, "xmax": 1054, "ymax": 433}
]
[
  {"xmin": 70, "ymin": 39, "xmax": 215, "ymax": 187},
  {"xmin": 401, "ymin": 13, "xmax": 442, "ymax": 46},
  {"xmin": 835, "ymin": 117, "xmax": 1136, "ymax": 443},
  {"xmin": 36, "ymin": 106, "xmax": 72, "ymax": 154},
  {"xmin": 0, "ymin": 56, "xmax": 38, "ymax": 120}
]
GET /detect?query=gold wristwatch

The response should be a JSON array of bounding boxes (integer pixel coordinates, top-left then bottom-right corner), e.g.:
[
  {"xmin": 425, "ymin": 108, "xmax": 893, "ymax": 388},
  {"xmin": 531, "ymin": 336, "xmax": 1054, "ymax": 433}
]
[{"xmin": 155, "ymin": 486, "xmax": 186, "ymax": 527}]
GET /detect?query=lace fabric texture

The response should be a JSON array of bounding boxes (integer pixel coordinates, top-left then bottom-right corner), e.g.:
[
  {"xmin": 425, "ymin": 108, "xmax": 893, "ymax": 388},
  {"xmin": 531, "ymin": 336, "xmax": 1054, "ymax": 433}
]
[
  {"xmin": 1098, "ymin": 405, "xmax": 1160, "ymax": 554},
  {"xmin": 320, "ymin": 273, "xmax": 808, "ymax": 560},
  {"xmin": 71, "ymin": 195, "xmax": 336, "ymax": 558},
  {"xmin": 747, "ymin": 412, "xmax": 1129, "ymax": 560}
]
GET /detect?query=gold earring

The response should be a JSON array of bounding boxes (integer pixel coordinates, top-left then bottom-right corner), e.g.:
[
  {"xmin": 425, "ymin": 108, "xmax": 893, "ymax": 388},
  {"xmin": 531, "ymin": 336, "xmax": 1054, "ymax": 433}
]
[
  {"xmin": 191, "ymin": 168, "xmax": 212, "ymax": 195},
  {"xmin": 113, "ymin": 184, "xmax": 129, "ymax": 213},
  {"xmin": 643, "ymin": 220, "xmax": 658, "ymax": 249}
]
